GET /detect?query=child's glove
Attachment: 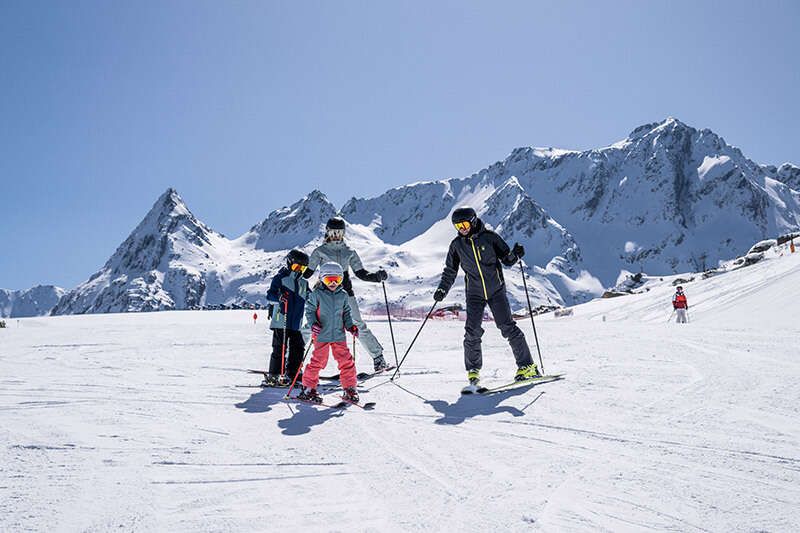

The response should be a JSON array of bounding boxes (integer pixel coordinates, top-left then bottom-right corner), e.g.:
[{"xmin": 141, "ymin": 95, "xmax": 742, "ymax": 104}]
[
  {"xmin": 311, "ymin": 323, "xmax": 322, "ymax": 337},
  {"xmin": 348, "ymin": 325, "xmax": 359, "ymax": 338}
]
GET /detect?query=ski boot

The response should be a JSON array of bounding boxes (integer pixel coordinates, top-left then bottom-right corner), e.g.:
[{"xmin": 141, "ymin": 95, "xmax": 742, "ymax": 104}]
[
  {"xmin": 373, "ymin": 354, "xmax": 390, "ymax": 372},
  {"xmin": 277, "ymin": 374, "xmax": 290, "ymax": 387},
  {"xmin": 297, "ymin": 387, "xmax": 322, "ymax": 404},
  {"xmin": 515, "ymin": 363, "xmax": 540, "ymax": 381},
  {"xmin": 342, "ymin": 387, "xmax": 360, "ymax": 403},
  {"xmin": 260, "ymin": 374, "xmax": 279, "ymax": 387},
  {"xmin": 461, "ymin": 369, "xmax": 482, "ymax": 394}
]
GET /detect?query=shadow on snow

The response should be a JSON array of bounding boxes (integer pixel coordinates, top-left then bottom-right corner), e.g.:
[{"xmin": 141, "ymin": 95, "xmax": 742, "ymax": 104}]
[
  {"xmin": 277, "ymin": 402, "xmax": 345, "ymax": 436},
  {"xmin": 234, "ymin": 387, "xmax": 345, "ymax": 436},
  {"xmin": 426, "ymin": 385, "xmax": 536, "ymax": 425},
  {"xmin": 234, "ymin": 387, "xmax": 287, "ymax": 414},
  {"xmin": 393, "ymin": 380, "xmax": 547, "ymax": 425}
]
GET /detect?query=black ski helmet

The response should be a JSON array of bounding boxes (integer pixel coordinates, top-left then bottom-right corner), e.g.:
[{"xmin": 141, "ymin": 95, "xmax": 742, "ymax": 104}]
[
  {"xmin": 285, "ymin": 249, "xmax": 309, "ymax": 269},
  {"xmin": 325, "ymin": 216, "xmax": 346, "ymax": 241},
  {"xmin": 676, "ymin": 286, "xmax": 683, "ymax": 291},
  {"xmin": 451, "ymin": 206, "xmax": 477, "ymax": 225},
  {"xmin": 326, "ymin": 217, "xmax": 346, "ymax": 231}
]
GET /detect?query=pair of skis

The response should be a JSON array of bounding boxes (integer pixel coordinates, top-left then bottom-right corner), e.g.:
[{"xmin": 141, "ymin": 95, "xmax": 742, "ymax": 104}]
[
  {"xmin": 287, "ymin": 394, "xmax": 376, "ymax": 410},
  {"xmin": 461, "ymin": 373, "xmax": 564, "ymax": 395},
  {"xmin": 246, "ymin": 369, "xmax": 376, "ymax": 409},
  {"xmin": 247, "ymin": 365, "xmax": 396, "ymax": 385},
  {"xmin": 288, "ymin": 370, "xmax": 387, "ymax": 409}
]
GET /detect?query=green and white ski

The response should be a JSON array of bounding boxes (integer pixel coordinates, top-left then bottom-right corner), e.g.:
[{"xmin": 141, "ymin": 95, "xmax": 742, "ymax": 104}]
[{"xmin": 461, "ymin": 374, "xmax": 565, "ymax": 395}]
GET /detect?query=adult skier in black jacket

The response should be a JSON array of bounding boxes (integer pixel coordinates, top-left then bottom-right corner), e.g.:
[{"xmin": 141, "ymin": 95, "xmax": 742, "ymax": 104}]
[{"xmin": 434, "ymin": 207, "xmax": 539, "ymax": 388}]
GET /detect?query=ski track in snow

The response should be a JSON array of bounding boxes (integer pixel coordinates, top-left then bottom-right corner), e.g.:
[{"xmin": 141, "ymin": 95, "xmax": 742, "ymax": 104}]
[{"xmin": 2, "ymin": 253, "xmax": 800, "ymax": 531}]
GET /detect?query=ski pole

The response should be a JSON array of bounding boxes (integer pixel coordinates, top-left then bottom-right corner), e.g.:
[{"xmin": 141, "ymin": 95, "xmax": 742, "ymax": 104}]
[
  {"xmin": 280, "ymin": 295, "xmax": 289, "ymax": 377},
  {"xmin": 667, "ymin": 309, "xmax": 675, "ymax": 323},
  {"xmin": 391, "ymin": 301, "xmax": 437, "ymax": 381},
  {"xmin": 382, "ymin": 281, "xmax": 399, "ymax": 367},
  {"xmin": 519, "ymin": 261, "xmax": 545, "ymax": 374},
  {"xmin": 285, "ymin": 339, "xmax": 313, "ymax": 399}
]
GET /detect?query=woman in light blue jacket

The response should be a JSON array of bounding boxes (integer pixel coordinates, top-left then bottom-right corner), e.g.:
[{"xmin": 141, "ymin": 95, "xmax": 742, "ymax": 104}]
[{"xmin": 303, "ymin": 217, "xmax": 389, "ymax": 372}]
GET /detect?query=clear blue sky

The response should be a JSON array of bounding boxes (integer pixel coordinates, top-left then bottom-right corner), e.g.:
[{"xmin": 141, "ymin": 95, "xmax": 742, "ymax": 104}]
[{"xmin": 2, "ymin": 0, "xmax": 798, "ymax": 290}]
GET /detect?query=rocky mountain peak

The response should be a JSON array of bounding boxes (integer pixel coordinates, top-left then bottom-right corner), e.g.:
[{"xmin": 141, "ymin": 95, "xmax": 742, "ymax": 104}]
[
  {"xmin": 764, "ymin": 163, "xmax": 800, "ymax": 190},
  {"xmin": 627, "ymin": 116, "xmax": 693, "ymax": 140},
  {"xmin": 482, "ymin": 176, "xmax": 581, "ymax": 267},
  {"xmin": 108, "ymin": 188, "xmax": 215, "ymax": 273},
  {"xmin": 0, "ymin": 285, "xmax": 66, "ymax": 318},
  {"xmin": 244, "ymin": 190, "xmax": 338, "ymax": 252}
]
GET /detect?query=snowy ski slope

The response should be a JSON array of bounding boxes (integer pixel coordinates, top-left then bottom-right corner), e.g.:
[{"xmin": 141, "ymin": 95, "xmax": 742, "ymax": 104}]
[{"xmin": 2, "ymin": 252, "xmax": 799, "ymax": 531}]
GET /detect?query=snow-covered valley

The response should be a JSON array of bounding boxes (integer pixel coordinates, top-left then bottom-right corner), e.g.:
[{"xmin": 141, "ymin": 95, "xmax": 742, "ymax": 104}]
[{"xmin": 2, "ymin": 249, "xmax": 799, "ymax": 531}]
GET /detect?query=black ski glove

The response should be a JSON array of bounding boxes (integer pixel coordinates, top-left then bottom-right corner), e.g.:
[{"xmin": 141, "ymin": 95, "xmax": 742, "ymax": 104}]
[
  {"xmin": 512, "ymin": 243, "xmax": 525, "ymax": 259},
  {"xmin": 355, "ymin": 268, "xmax": 386, "ymax": 283},
  {"xmin": 433, "ymin": 288, "xmax": 447, "ymax": 302}
]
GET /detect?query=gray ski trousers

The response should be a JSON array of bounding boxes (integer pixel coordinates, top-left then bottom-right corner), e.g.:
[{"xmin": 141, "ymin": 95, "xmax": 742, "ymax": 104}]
[
  {"xmin": 463, "ymin": 290, "xmax": 533, "ymax": 371},
  {"xmin": 347, "ymin": 295, "xmax": 384, "ymax": 360},
  {"xmin": 676, "ymin": 309, "xmax": 688, "ymax": 323}
]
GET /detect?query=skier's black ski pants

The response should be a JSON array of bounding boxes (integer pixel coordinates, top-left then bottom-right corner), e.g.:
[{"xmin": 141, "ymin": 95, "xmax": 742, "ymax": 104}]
[
  {"xmin": 269, "ymin": 329, "xmax": 305, "ymax": 377},
  {"xmin": 463, "ymin": 290, "xmax": 533, "ymax": 371}
]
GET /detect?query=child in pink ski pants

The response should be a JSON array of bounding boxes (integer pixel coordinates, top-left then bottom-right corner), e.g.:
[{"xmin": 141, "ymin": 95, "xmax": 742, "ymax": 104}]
[
  {"xmin": 301, "ymin": 264, "xmax": 359, "ymax": 392},
  {"xmin": 302, "ymin": 340, "xmax": 357, "ymax": 390}
]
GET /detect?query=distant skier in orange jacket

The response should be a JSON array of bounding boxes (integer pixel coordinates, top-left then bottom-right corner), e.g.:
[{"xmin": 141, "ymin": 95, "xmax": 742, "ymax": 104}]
[{"xmin": 672, "ymin": 286, "xmax": 689, "ymax": 323}]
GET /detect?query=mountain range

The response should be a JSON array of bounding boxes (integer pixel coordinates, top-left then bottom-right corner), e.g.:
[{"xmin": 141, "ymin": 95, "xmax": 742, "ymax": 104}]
[
  {"xmin": 3, "ymin": 117, "xmax": 799, "ymax": 318},
  {"xmin": 1, "ymin": 286, "xmax": 66, "ymax": 319}
]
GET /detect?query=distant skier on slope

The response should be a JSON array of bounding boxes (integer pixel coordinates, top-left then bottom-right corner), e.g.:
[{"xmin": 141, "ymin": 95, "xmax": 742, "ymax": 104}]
[
  {"xmin": 433, "ymin": 206, "xmax": 539, "ymax": 391},
  {"xmin": 672, "ymin": 286, "xmax": 689, "ymax": 323},
  {"xmin": 298, "ymin": 262, "xmax": 360, "ymax": 404},
  {"xmin": 263, "ymin": 249, "xmax": 310, "ymax": 386},
  {"xmin": 303, "ymin": 217, "xmax": 391, "ymax": 372}
]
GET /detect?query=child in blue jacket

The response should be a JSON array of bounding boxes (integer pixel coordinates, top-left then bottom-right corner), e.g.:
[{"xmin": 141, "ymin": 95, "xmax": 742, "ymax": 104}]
[{"xmin": 264, "ymin": 249, "xmax": 309, "ymax": 386}]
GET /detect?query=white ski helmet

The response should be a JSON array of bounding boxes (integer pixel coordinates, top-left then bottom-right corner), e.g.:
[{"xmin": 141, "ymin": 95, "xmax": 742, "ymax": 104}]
[{"xmin": 319, "ymin": 261, "xmax": 344, "ymax": 279}]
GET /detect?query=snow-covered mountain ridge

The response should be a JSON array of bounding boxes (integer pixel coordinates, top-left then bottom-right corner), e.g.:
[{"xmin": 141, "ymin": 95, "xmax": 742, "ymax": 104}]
[
  {"xmin": 48, "ymin": 117, "xmax": 800, "ymax": 315},
  {"xmin": 0, "ymin": 286, "xmax": 65, "ymax": 318}
]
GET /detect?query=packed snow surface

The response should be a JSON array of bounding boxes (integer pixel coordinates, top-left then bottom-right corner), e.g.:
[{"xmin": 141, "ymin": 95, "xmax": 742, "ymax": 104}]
[{"xmin": 2, "ymin": 252, "xmax": 799, "ymax": 531}]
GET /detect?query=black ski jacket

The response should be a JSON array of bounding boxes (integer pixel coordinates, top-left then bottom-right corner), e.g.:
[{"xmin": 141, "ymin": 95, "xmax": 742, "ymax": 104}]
[{"xmin": 437, "ymin": 219, "xmax": 519, "ymax": 300}]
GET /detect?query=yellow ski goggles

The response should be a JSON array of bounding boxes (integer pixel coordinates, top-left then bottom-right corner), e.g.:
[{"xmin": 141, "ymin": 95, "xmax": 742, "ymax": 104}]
[
  {"xmin": 454, "ymin": 220, "xmax": 471, "ymax": 232},
  {"xmin": 322, "ymin": 274, "xmax": 343, "ymax": 285},
  {"xmin": 290, "ymin": 263, "xmax": 307, "ymax": 273}
]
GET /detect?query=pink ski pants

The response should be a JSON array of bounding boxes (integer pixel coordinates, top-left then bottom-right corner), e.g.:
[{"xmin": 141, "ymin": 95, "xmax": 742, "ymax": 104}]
[{"xmin": 302, "ymin": 340, "xmax": 357, "ymax": 390}]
